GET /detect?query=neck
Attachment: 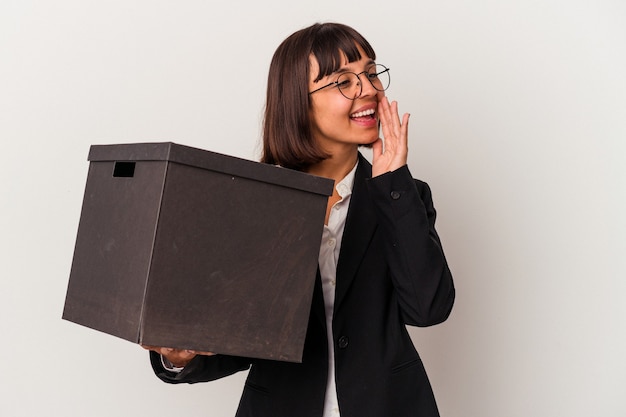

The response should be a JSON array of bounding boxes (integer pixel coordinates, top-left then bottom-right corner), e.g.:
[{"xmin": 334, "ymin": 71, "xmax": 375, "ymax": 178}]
[
  {"xmin": 307, "ymin": 148, "xmax": 358, "ymax": 226},
  {"xmin": 306, "ymin": 148, "xmax": 358, "ymax": 183}
]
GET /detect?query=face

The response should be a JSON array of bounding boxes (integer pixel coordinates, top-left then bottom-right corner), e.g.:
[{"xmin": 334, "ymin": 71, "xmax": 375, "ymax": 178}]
[{"xmin": 308, "ymin": 46, "xmax": 385, "ymax": 154}]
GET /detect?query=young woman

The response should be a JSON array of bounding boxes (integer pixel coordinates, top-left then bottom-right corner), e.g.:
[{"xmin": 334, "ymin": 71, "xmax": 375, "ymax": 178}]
[{"xmin": 145, "ymin": 22, "xmax": 455, "ymax": 417}]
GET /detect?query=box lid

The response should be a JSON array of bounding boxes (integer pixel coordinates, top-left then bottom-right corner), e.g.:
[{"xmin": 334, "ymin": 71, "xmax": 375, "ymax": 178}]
[{"xmin": 88, "ymin": 142, "xmax": 334, "ymax": 196}]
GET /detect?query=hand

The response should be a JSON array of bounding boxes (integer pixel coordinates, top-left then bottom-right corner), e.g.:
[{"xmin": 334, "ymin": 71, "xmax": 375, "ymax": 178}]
[
  {"xmin": 372, "ymin": 96, "xmax": 410, "ymax": 177},
  {"xmin": 142, "ymin": 345, "xmax": 216, "ymax": 368}
]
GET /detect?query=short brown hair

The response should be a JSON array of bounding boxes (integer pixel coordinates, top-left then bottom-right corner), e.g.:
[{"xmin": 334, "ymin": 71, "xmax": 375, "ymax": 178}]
[{"xmin": 261, "ymin": 23, "xmax": 377, "ymax": 171}]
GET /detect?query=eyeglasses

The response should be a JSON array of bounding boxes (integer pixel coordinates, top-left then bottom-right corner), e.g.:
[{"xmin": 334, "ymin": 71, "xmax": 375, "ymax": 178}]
[{"xmin": 309, "ymin": 64, "xmax": 390, "ymax": 100}]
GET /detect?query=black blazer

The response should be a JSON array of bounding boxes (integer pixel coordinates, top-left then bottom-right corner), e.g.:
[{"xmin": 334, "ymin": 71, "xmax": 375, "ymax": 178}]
[{"xmin": 151, "ymin": 154, "xmax": 455, "ymax": 417}]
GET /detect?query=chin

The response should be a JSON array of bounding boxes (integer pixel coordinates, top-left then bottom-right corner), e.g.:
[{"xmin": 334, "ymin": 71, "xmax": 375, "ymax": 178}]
[{"xmin": 357, "ymin": 133, "xmax": 379, "ymax": 148}]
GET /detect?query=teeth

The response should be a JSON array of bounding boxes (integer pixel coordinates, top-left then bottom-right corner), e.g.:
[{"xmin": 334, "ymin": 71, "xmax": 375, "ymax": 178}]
[{"xmin": 350, "ymin": 108, "xmax": 375, "ymax": 118}]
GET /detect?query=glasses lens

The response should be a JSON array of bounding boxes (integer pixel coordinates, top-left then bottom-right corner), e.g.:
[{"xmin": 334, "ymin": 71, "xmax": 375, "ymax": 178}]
[
  {"xmin": 334, "ymin": 65, "xmax": 391, "ymax": 100},
  {"xmin": 367, "ymin": 64, "xmax": 390, "ymax": 92},
  {"xmin": 336, "ymin": 73, "xmax": 361, "ymax": 99}
]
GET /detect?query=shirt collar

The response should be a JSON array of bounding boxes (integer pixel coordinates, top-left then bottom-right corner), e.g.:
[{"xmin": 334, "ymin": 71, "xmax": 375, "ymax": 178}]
[{"xmin": 335, "ymin": 160, "xmax": 358, "ymax": 199}]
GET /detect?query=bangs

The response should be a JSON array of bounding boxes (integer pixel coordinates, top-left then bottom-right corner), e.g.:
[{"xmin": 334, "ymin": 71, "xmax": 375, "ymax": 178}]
[{"xmin": 310, "ymin": 24, "xmax": 376, "ymax": 82}]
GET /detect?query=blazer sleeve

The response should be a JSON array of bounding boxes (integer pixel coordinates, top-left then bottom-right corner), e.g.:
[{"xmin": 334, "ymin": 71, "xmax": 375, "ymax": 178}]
[
  {"xmin": 366, "ymin": 165, "xmax": 455, "ymax": 326},
  {"xmin": 149, "ymin": 351, "xmax": 251, "ymax": 384}
]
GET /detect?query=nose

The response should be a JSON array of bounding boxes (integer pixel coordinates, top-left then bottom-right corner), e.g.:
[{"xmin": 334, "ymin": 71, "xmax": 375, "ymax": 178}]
[{"xmin": 357, "ymin": 72, "xmax": 377, "ymax": 98}]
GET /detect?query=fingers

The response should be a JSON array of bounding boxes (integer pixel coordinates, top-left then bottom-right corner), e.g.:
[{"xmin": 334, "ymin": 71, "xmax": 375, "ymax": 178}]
[
  {"xmin": 380, "ymin": 97, "xmax": 402, "ymax": 138},
  {"xmin": 141, "ymin": 345, "xmax": 216, "ymax": 358},
  {"xmin": 400, "ymin": 111, "xmax": 410, "ymax": 145},
  {"xmin": 142, "ymin": 345, "xmax": 211, "ymax": 368},
  {"xmin": 379, "ymin": 97, "xmax": 409, "ymax": 144},
  {"xmin": 371, "ymin": 137, "xmax": 383, "ymax": 158},
  {"xmin": 189, "ymin": 350, "xmax": 216, "ymax": 356},
  {"xmin": 373, "ymin": 96, "xmax": 409, "ymax": 176}
]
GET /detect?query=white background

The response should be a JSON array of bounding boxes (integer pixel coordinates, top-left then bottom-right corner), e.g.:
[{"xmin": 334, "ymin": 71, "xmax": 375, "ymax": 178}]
[{"xmin": 1, "ymin": 1, "xmax": 625, "ymax": 416}]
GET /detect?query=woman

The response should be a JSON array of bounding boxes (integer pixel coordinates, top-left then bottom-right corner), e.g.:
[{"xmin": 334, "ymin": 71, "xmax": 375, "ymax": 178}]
[{"xmin": 145, "ymin": 22, "xmax": 455, "ymax": 417}]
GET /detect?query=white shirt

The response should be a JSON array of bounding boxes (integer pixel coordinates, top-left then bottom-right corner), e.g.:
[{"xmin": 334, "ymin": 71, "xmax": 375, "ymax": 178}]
[{"xmin": 318, "ymin": 162, "xmax": 357, "ymax": 417}]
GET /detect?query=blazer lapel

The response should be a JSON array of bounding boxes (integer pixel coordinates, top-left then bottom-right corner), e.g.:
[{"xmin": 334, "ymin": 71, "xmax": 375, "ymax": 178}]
[{"xmin": 334, "ymin": 154, "xmax": 378, "ymax": 311}]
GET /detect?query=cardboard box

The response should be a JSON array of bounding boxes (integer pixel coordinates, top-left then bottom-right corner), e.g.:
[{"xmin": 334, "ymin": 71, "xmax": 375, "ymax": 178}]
[{"xmin": 63, "ymin": 142, "xmax": 333, "ymax": 362}]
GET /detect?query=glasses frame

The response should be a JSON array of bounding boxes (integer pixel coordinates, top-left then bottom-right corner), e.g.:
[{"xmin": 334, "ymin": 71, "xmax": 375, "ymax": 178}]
[{"xmin": 308, "ymin": 64, "xmax": 390, "ymax": 100}]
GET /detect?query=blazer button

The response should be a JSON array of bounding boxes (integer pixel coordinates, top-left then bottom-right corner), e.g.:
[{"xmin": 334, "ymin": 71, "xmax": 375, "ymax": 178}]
[
  {"xmin": 390, "ymin": 191, "xmax": 401, "ymax": 200},
  {"xmin": 338, "ymin": 336, "xmax": 349, "ymax": 349}
]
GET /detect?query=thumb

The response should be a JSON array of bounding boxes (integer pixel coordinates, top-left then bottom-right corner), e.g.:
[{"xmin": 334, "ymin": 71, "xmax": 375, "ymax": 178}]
[{"xmin": 371, "ymin": 138, "xmax": 383, "ymax": 162}]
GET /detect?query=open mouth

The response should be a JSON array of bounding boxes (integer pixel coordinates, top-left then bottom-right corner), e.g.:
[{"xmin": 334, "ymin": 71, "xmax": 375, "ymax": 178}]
[{"xmin": 350, "ymin": 108, "xmax": 376, "ymax": 119}]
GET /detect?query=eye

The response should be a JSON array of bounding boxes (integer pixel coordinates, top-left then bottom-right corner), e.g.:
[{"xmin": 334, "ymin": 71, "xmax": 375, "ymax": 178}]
[
  {"xmin": 366, "ymin": 65, "xmax": 381, "ymax": 79},
  {"xmin": 336, "ymin": 74, "xmax": 354, "ymax": 90}
]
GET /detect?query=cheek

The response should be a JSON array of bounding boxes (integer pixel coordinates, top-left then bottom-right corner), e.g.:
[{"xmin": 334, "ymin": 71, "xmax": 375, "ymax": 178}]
[{"xmin": 310, "ymin": 98, "xmax": 351, "ymax": 125}]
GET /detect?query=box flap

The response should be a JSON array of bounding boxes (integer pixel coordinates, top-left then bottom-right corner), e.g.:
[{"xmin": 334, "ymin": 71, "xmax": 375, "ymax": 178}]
[{"xmin": 88, "ymin": 142, "xmax": 334, "ymax": 196}]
